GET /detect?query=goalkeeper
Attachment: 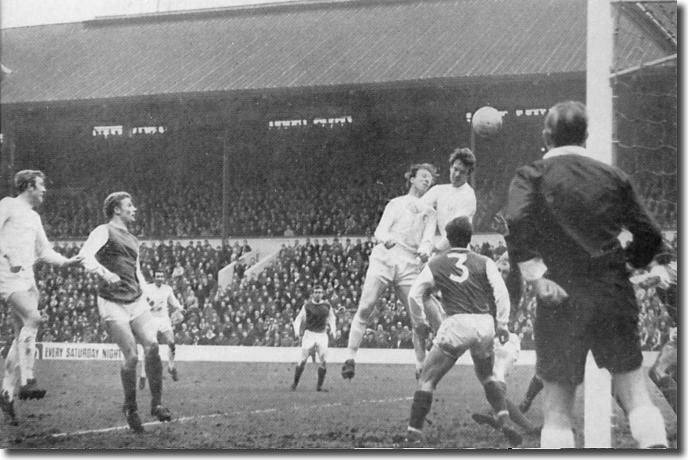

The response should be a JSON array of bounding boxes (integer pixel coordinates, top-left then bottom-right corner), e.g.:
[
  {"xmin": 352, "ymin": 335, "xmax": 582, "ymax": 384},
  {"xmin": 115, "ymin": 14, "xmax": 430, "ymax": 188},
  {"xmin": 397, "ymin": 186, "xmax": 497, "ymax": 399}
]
[{"xmin": 139, "ymin": 271, "xmax": 185, "ymax": 389}]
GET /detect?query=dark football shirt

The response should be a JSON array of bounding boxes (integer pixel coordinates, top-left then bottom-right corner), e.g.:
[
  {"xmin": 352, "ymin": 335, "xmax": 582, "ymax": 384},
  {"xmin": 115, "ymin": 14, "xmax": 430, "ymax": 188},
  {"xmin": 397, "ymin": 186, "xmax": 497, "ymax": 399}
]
[
  {"xmin": 303, "ymin": 300, "xmax": 332, "ymax": 333},
  {"xmin": 506, "ymin": 152, "xmax": 662, "ymax": 277},
  {"xmin": 96, "ymin": 224, "xmax": 143, "ymax": 303},
  {"xmin": 428, "ymin": 248, "xmax": 496, "ymax": 317}
]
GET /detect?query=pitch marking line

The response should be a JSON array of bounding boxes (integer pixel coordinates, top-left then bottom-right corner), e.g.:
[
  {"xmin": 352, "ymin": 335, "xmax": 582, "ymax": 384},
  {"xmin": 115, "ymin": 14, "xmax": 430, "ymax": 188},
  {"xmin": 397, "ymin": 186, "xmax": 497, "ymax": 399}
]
[{"xmin": 49, "ymin": 396, "xmax": 412, "ymax": 439}]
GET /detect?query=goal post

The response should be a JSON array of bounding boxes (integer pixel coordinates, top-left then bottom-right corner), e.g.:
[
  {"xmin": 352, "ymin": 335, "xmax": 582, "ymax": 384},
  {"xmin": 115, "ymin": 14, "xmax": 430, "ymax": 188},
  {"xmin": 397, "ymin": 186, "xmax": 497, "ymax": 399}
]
[{"xmin": 584, "ymin": 0, "xmax": 677, "ymax": 448}]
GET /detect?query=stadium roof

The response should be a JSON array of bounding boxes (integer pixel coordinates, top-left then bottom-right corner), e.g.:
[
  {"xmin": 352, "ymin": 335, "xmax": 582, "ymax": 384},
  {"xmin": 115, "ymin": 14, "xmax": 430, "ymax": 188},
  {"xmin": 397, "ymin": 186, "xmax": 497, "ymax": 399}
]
[{"xmin": 0, "ymin": 0, "xmax": 675, "ymax": 105}]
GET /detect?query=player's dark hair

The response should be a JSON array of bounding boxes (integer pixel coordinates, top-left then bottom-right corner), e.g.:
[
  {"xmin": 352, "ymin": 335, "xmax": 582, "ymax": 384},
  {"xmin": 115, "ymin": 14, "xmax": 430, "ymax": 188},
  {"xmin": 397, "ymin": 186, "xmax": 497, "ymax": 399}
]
[
  {"xmin": 14, "ymin": 169, "xmax": 45, "ymax": 193},
  {"xmin": 445, "ymin": 216, "xmax": 473, "ymax": 248},
  {"xmin": 544, "ymin": 101, "xmax": 588, "ymax": 147},
  {"xmin": 405, "ymin": 163, "xmax": 439, "ymax": 187},
  {"xmin": 312, "ymin": 283, "xmax": 324, "ymax": 291},
  {"xmin": 449, "ymin": 148, "xmax": 476, "ymax": 173},
  {"xmin": 103, "ymin": 191, "xmax": 132, "ymax": 220}
]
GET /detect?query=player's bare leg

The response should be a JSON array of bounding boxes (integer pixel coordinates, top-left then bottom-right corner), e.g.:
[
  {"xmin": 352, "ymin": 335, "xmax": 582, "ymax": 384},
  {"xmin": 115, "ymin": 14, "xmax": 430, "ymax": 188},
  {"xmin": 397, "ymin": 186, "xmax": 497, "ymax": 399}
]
[
  {"xmin": 0, "ymin": 319, "xmax": 21, "ymax": 424},
  {"xmin": 8, "ymin": 288, "xmax": 46, "ymax": 401},
  {"xmin": 159, "ymin": 330, "xmax": 179, "ymax": 381},
  {"xmin": 613, "ymin": 368, "xmax": 668, "ymax": 448},
  {"xmin": 405, "ymin": 345, "xmax": 459, "ymax": 444},
  {"xmin": 132, "ymin": 312, "xmax": 172, "ymax": 423},
  {"xmin": 107, "ymin": 320, "xmax": 145, "ymax": 433},
  {"xmin": 343, "ymin": 276, "xmax": 388, "ymax": 380},
  {"xmin": 396, "ymin": 285, "xmax": 428, "ymax": 379},
  {"xmin": 539, "ymin": 380, "xmax": 576, "ymax": 448}
]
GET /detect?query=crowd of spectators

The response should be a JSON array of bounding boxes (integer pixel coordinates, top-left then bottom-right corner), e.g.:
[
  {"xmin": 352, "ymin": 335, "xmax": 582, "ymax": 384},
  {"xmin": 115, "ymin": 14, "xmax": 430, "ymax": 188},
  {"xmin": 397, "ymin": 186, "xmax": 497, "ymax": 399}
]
[
  {"xmin": 0, "ymin": 235, "xmax": 676, "ymax": 353},
  {"xmin": 15, "ymin": 120, "xmax": 675, "ymax": 241}
]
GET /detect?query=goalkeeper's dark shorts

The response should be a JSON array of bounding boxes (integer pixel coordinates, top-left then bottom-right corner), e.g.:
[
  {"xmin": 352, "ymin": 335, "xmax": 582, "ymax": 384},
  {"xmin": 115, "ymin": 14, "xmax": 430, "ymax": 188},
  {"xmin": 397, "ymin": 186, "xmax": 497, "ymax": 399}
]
[{"xmin": 534, "ymin": 270, "xmax": 643, "ymax": 386}]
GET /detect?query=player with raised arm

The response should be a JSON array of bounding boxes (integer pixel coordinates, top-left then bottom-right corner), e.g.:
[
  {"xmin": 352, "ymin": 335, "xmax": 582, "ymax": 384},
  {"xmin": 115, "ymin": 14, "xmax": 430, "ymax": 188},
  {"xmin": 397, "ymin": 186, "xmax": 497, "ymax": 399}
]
[
  {"xmin": 0, "ymin": 170, "xmax": 83, "ymax": 424},
  {"xmin": 404, "ymin": 217, "xmax": 520, "ymax": 446},
  {"xmin": 79, "ymin": 192, "xmax": 172, "ymax": 433},
  {"xmin": 341, "ymin": 164, "xmax": 438, "ymax": 381},
  {"xmin": 139, "ymin": 271, "xmax": 185, "ymax": 390},
  {"xmin": 291, "ymin": 284, "xmax": 336, "ymax": 392}
]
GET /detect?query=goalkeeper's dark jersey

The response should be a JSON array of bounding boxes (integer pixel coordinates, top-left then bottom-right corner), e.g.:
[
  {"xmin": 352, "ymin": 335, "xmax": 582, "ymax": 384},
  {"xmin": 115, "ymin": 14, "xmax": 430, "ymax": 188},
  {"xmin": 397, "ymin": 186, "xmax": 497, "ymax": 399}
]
[{"xmin": 506, "ymin": 151, "xmax": 662, "ymax": 279}]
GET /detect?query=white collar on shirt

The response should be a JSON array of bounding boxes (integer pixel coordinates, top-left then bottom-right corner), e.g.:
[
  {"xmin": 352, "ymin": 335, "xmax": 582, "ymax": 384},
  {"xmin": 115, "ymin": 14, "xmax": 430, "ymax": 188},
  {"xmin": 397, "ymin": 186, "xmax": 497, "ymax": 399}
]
[{"xmin": 542, "ymin": 145, "xmax": 596, "ymax": 160}]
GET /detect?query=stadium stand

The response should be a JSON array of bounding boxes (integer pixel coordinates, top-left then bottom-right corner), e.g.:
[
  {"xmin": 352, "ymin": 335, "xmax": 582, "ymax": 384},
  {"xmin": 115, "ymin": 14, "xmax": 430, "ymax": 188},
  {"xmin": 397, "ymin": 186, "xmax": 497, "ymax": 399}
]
[
  {"xmin": 0, "ymin": 238, "xmax": 674, "ymax": 352},
  {"xmin": 34, "ymin": 121, "xmax": 675, "ymax": 240}
]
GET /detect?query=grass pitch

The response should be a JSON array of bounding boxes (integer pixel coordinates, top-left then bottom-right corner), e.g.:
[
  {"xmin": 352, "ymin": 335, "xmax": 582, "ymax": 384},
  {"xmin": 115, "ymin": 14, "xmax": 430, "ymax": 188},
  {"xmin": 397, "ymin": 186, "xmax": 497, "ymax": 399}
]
[{"xmin": 0, "ymin": 359, "xmax": 677, "ymax": 449}]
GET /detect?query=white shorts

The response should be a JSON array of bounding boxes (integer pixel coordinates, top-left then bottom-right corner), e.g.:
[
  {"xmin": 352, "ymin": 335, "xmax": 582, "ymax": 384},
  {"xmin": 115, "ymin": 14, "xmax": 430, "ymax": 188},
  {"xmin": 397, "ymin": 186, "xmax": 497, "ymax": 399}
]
[
  {"xmin": 0, "ymin": 258, "xmax": 36, "ymax": 302},
  {"xmin": 492, "ymin": 333, "xmax": 521, "ymax": 382},
  {"xmin": 365, "ymin": 244, "xmax": 422, "ymax": 288},
  {"xmin": 150, "ymin": 314, "xmax": 173, "ymax": 334},
  {"xmin": 433, "ymin": 313, "xmax": 495, "ymax": 360},
  {"xmin": 97, "ymin": 296, "xmax": 150, "ymax": 323},
  {"xmin": 301, "ymin": 330, "xmax": 329, "ymax": 362}
]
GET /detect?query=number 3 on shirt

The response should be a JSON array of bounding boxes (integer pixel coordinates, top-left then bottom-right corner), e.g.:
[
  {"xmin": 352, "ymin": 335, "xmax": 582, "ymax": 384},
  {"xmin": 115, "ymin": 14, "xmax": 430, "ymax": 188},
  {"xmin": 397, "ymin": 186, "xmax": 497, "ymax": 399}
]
[{"xmin": 448, "ymin": 253, "xmax": 469, "ymax": 284}]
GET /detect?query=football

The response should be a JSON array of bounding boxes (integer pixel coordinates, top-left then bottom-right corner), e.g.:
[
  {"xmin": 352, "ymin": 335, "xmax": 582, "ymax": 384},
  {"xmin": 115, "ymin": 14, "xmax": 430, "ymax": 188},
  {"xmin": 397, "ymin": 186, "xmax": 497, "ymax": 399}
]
[{"xmin": 472, "ymin": 106, "xmax": 503, "ymax": 137}]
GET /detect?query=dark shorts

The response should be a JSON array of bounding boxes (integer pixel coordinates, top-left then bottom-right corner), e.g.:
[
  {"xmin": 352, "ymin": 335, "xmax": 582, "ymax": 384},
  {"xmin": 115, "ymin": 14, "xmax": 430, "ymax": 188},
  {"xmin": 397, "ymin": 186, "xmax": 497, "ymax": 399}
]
[{"xmin": 534, "ymin": 271, "xmax": 643, "ymax": 386}]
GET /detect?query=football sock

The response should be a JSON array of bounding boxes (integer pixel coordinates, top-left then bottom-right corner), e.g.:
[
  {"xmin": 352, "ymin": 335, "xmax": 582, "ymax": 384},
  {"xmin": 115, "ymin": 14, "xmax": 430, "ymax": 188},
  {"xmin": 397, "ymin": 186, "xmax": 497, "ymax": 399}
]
[
  {"xmin": 472, "ymin": 355, "xmax": 495, "ymax": 383},
  {"xmin": 17, "ymin": 325, "xmax": 38, "ymax": 385},
  {"xmin": 628, "ymin": 405, "xmax": 668, "ymax": 448},
  {"xmin": 316, "ymin": 366, "xmax": 326, "ymax": 389},
  {"xmin": 506, "ymin": 399, "xmax": 539, "ymax": 433},
  {"xmin": 293, "ymin": 362, "xmax": 306, "ymax": 386},
  {"xmin": 2, "ymin": 340, "xmax": 19, "ymax": 400},
  {"xmin": 145, "ymin": 346, "xmax": 163, "ymax": 408},
  {"xmin": 347, "ymin": 313, "xmax": 367, "ymax": 359},
  {"xmin": 408, "ymin": 390, "xmax": 433, "ymax": 431},
  {"xmin": 120, "ymin": 366, "xmax": 138, "ymax": 411},
  {"xmin": 524, "ymin": 375, "xmax": 544, "ymax": 404},
  {"xmin": 540, "ymin": 426, "xmax": 575, "ymax": 448},
  {"xmin": 483, "ymin": 380, "xmax": 508, "ymax": 421},
  {"xmin": 411, "ymin": 334, "xmax": 426, "ymax": 374},
  {"xmin": 168, "ymin": 343, "xmax": 176, "ymax": 370}
]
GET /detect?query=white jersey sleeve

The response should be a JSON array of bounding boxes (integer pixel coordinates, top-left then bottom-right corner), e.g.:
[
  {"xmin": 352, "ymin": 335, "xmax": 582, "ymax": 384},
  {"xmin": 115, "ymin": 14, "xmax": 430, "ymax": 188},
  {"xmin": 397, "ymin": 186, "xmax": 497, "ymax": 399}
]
[
  {"xmin": 35, "ymin": 215, "xmax": 68, "ymax": 265},
  {"xmin": 79, "ymin": 224, "xmax": 113, "ymax": 279},
  {"xmin": 0, "ymin": 197, "xmax": 66, "ymax": 269},
  {"xmin": 485, "ymin": 258, "xmax": 510, "ymax": 328}
]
